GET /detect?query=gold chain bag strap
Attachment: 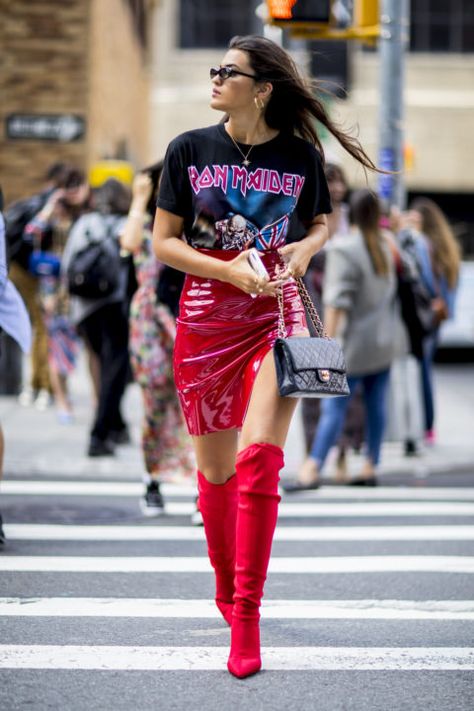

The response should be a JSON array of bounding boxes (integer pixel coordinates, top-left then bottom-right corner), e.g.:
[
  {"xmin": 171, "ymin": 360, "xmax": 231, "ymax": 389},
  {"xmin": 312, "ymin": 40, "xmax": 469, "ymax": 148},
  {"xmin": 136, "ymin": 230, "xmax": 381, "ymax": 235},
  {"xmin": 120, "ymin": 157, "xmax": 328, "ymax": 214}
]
[{"xmin": 274, "ymin": 278, "xmax": 350, "ymax": 398}]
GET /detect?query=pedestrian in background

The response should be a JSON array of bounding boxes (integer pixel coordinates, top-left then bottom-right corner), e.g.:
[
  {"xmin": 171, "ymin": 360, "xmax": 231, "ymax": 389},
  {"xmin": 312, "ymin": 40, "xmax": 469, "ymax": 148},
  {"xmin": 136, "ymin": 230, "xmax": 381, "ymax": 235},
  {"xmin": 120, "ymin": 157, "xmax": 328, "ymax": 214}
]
[
  {"xmin": 62, "ymin": 179, "xmax": 131, "ymax": 457},
  {"xmin": 400, "ymin": 198, "xmax": 460, "ymax": 445},
  {"xmin": 295, "ymin": 162, "xmax": 364, "ymax": 489},
  {"xmin": 120, "ymin": 165, "xmax": 195, "ymax": 517},
  {"xmin": 293, "ymin": 189, "xmax": 399, "ymax": 488},
  {"xmin": 6, "ymin": 162, "xmax": 69, "ymax": 409},
  {"xmin": 0, "ymin": 186, "xmax": 32, "ymax": 543},
  {"xmin": 23, "ymin": 168, "xmax": 91, "ymax": 423},
  {"xmin": 154, "ymin": 35, "xmax": 381, "ymax": 678}
]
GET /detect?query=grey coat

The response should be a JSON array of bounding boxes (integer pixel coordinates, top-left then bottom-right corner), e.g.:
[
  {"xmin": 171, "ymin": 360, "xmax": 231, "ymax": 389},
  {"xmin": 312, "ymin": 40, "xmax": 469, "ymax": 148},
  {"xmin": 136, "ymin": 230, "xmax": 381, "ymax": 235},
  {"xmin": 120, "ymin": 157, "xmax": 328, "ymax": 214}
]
[{"xmin": 323, "ymin": 229, "xmax": 399, "ymax": 375}]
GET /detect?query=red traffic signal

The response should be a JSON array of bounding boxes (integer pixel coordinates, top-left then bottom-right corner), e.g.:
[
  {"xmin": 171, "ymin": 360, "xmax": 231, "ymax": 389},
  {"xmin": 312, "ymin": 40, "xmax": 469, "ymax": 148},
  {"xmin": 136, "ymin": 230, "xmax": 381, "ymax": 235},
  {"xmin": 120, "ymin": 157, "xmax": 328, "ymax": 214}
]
[{"xmin": 267, "ymin": 1, "xmax": 330, "ymax": 23}]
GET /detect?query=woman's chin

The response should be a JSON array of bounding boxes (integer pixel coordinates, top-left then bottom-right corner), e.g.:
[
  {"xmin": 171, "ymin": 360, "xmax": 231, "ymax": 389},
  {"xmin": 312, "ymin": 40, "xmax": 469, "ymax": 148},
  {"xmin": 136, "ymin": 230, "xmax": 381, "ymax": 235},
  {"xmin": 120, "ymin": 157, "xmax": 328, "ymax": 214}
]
[{"xmin": 210, "ymin": 97, "xmax": 226, "ymax": 111}]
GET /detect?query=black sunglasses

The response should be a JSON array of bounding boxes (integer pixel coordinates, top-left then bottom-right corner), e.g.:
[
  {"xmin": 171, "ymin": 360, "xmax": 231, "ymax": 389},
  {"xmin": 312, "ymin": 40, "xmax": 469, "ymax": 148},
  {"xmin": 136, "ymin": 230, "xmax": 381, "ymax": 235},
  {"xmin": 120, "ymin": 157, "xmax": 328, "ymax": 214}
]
[{"xmin": 210, "ymin": 66, "xmax": 258, "ymax": 81}]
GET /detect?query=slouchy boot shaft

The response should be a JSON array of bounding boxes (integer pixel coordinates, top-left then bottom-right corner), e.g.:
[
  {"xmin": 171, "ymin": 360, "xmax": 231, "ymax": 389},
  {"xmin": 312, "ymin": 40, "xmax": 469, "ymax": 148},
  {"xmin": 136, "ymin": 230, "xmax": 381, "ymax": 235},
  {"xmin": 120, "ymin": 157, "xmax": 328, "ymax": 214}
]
[
  {"xmin": 197, "ymin": 471, "xmax": 237, "ymax": 625},
  {"xmin": 228, "ymin": 442, "xmax": 283, "ymax": 678}
]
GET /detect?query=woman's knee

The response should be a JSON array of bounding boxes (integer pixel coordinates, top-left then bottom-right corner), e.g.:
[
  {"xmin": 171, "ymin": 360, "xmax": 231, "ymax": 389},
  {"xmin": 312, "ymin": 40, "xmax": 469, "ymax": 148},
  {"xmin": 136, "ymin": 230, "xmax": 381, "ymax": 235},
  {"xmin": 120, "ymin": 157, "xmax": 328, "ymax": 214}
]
[{"xmin": 198, "ymin": 464, "xmax": 235, "ymax": 484}]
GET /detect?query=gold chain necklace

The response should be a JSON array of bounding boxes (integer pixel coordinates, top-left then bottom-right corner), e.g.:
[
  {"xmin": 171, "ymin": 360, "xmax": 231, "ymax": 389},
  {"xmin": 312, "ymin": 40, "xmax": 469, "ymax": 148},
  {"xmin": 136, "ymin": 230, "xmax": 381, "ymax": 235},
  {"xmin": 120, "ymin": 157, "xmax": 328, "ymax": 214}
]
[{"xmin": 226, "ymin": 130, "xmax": 254, "ymax": 167}]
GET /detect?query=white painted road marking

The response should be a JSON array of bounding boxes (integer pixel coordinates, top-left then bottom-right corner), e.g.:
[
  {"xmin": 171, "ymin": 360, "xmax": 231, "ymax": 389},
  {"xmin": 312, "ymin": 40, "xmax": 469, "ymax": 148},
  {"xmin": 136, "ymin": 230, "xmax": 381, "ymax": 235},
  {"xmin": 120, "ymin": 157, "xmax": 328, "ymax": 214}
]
[
  {"xmin": 5, "ymin": 523, "xmax": 474, "ymax": 541},
  {"xmin": 4, "ymin": 481, "xmax": 474, "ymax": 500},
  {"xmin": 3, "ymin": 500, "xmax": 474, "ymax": 517},
  {"xmin": 0, "ymin": 645, "xmax": 472, "ymax": 671},
  {"xmin": 1, "ymin": 556, "xmax": 473, "ymax": 574},
  {"xmin": 1, "ymin": 598, "xmax": 473, "ymax": 620}
]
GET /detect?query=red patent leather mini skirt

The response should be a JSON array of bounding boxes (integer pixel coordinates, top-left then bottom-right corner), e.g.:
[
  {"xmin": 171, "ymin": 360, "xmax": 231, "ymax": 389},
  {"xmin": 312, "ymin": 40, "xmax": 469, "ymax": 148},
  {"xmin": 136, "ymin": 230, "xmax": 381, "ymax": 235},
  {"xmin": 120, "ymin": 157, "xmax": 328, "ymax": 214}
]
[{"xmin": 173, "ymin": 249, "xmax": 308, "ymax": 435}]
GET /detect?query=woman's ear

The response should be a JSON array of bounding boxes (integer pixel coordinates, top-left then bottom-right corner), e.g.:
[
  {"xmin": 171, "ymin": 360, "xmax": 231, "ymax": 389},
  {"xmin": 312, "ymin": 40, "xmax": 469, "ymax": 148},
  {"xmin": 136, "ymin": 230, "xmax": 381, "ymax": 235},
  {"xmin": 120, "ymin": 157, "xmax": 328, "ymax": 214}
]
[{"xmin": 257, "ymin": 81, "xmax": 273, "ymax": 102}]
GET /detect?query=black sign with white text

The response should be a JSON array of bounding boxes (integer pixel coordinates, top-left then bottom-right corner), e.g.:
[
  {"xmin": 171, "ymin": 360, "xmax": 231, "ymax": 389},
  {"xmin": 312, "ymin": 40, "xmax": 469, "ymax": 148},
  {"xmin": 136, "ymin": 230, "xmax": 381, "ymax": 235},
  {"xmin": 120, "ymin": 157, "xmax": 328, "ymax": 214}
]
[{"xmin": 6, "ymin": 114, "xmax": 86, "ymax": 142}]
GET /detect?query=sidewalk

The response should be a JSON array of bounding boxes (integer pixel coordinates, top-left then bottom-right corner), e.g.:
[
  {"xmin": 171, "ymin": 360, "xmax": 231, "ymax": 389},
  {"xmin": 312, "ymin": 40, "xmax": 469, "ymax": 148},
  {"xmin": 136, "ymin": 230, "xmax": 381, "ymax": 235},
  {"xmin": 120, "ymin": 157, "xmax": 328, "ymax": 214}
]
[{"xmin": 1, "ymin": 350, "xmax": 473, "ymax": 482}]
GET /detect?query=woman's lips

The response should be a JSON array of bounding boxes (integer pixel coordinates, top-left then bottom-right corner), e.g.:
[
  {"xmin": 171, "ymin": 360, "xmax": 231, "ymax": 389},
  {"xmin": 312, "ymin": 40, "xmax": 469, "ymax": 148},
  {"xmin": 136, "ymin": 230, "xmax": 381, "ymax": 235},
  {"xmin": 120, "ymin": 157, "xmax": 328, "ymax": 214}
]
[{"xmin": 212, "ymin": 90, "xmax": 221, "ymax": 98}]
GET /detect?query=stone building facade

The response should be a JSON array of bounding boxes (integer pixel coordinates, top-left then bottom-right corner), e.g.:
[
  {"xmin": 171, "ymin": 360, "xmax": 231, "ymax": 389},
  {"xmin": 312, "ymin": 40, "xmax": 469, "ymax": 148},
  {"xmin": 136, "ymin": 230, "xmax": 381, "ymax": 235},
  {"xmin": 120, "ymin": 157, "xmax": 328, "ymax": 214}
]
[{"xmin": 0, "ymin": 0, "xmax": 153, "ymax": 206}]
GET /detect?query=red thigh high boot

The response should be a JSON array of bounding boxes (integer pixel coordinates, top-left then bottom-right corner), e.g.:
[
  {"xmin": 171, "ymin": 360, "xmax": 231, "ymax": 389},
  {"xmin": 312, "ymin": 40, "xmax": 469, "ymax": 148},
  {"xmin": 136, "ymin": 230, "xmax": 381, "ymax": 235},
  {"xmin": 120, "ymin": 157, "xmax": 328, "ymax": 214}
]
[
  {"xmin": 227, "ymin": 442, "xmax": 283, "ymax": 678},
  {"xmin": 197, "ymin": 471, "xmax": 237, "ymax": 626}
]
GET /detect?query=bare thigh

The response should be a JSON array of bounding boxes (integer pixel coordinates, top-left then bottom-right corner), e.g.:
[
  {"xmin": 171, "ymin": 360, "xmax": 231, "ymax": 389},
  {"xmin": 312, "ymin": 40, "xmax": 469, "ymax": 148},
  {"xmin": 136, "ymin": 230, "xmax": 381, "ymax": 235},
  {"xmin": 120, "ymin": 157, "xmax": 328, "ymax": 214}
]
[
  {"xmin": 192, "ymin": 429, "xmax": 239, "ymax": 484},
  {"xmin": 239, "ymin": 348, "xmax": 299, "ymax": 452},
  {"xmin": 192, "ymin": 337, "xmax": 304, "ymax": 481}
]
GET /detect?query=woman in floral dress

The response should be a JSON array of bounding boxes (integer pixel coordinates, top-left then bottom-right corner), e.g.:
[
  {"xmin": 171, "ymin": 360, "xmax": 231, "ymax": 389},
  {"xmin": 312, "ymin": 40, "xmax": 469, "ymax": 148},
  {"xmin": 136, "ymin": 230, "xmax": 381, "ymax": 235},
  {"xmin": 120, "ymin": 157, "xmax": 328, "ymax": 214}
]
[{"xmin": 121, "ymin": 166, "xmax": 195, "ymax": 516}]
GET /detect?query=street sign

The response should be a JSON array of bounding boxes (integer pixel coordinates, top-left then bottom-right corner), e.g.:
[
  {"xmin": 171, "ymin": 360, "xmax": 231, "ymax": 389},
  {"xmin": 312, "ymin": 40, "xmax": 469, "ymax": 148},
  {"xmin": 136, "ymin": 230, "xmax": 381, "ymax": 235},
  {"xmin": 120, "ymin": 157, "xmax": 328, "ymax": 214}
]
[{"xmin": 5, "ymin": 114, "xmax": 86, "ymax": 142}]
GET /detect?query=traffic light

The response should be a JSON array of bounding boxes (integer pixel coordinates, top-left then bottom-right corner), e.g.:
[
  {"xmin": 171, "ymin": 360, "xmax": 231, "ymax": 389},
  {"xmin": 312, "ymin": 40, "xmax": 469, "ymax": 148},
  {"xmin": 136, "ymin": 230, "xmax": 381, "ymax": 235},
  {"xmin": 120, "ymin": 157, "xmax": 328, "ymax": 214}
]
[
  {"xmin": 266, "ymin": 0, "xmax": 380, "ymax": 41},
  {"xmin": 354, "ymin": 0, "xmax": 379, "ymax": 28},
  {"xmin": 267, "ymin": 1, "xmax": 330, "ymax": 23}
]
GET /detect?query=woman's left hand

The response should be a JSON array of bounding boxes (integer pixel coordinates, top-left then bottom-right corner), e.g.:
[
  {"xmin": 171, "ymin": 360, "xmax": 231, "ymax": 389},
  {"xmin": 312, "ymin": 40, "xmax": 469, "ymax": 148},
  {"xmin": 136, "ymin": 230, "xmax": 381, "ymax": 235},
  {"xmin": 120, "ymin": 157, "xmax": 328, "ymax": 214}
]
[{"xmin": 277, "ymin": 241, "xmax": 313, "ymax": 281}]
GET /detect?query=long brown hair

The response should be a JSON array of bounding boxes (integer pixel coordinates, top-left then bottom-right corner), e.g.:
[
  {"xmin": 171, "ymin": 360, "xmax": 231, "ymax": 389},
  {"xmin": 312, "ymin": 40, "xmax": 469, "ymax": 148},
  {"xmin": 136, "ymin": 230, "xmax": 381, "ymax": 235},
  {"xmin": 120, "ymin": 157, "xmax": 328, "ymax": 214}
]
[
  {"xmin": 229, "ymin": 35, "xmax": 380, "ymax": 173},
  {"xmin": 349, "ymin": 189, "xmax": 389, "ymax": 276},
  {"xmin": 410, "ymin": 198, "xmax": 460, "ymax": 289}
]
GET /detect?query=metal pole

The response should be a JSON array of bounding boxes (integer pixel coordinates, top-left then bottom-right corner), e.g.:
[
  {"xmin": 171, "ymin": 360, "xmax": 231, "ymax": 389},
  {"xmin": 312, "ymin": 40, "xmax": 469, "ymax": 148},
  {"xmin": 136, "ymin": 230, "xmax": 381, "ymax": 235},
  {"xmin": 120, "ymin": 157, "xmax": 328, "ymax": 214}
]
[{"xmin": 377, "ymin": 0, "xmax": 409, "ymax": 210}]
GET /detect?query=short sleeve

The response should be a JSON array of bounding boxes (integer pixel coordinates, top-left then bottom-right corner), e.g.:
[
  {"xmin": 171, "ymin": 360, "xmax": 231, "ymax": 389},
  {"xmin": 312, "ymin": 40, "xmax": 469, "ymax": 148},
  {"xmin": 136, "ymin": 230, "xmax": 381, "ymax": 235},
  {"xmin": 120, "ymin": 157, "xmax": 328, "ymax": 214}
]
[
  {"xmin": 156, "ymin": 137, "xmax": 191, "ymax": 218},
  {"xmin": 323, "ymin": 242, "xmax": 359, "ymax": 311},
  {"xmin": 297, "ymin": 148, "xmax": 332, "ymax": 223}
]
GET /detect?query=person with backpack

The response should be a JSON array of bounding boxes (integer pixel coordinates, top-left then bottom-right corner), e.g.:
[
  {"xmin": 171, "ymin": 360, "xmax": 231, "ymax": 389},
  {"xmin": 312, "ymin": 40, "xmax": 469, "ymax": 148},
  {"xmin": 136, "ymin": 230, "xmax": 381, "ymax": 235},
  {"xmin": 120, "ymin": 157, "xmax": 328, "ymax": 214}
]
[
  {"xmin": 62, "ymin": 179, "xmax": 131, "ymax": 457},
  {"xmin": 6, "ymin": 162, "xmax": 70, "ymax": 408}
]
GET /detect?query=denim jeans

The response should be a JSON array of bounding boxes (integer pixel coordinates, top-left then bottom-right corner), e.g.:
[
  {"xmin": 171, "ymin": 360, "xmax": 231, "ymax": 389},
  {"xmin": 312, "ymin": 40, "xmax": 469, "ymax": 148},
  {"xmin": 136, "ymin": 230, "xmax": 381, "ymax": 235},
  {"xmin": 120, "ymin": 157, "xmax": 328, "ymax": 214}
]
[
  {"xmin": 309, "ymin": 368, "xmax": 391, "ymax": 470},
  {"xmin": 420, "ymin": 333, "xmax": 438, "ymax": 432}
]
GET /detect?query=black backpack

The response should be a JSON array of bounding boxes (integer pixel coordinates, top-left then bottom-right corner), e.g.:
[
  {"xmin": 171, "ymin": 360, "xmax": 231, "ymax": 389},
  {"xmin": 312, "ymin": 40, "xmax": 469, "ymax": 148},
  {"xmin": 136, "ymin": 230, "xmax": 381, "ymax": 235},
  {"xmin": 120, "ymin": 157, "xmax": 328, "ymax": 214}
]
[
  {"xmin": 67, "ymin": 218, "xmax": 121, "ymax": 299},
  {"xmin": 4, "ymin": 190, "xmax": 50, "ymax": 269}
]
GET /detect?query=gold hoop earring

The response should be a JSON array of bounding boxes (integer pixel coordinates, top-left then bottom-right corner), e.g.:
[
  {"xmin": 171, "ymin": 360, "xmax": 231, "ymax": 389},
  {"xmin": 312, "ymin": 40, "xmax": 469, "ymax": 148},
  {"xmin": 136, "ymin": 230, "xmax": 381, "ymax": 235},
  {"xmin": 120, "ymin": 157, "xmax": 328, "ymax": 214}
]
[{"xmin": 254, "ymin": 96, "xmax": 265, "ymax": 111}]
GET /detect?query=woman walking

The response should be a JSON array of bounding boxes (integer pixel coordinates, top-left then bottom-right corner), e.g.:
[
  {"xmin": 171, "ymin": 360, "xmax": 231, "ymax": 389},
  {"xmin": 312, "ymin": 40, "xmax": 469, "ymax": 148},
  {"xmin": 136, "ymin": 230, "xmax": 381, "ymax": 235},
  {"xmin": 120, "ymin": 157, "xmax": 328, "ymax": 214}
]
[
  {"xmin": 297, "ymin": 189, "xmax": 399, "ymax": 487},
  {"xmin": 62, "ymin": 179, "xmax": 131, "ymax": 456},
  {"xmin": 295, "ymin": 162, "xmax": 365, "ymax": 488},
  {"xmin": 120, "ymin": 166, "xmax": 195, "ymax": 516},
  {"xmin": 153, "ymin": 35, "xmax": 380, "ymax": 678},
  {"xmin": 402, "ymin": 198, "xmax": 460, "ymax": 444}
]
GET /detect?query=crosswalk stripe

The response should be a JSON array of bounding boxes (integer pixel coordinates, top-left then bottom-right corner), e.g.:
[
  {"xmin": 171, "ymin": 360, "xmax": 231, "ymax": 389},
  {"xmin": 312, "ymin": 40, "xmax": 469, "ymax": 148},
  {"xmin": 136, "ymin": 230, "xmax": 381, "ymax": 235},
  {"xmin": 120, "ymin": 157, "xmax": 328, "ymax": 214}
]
[
  {"xmin": 0, "ymin": 645, "xmax": 472, "ymax": 670},
  {"xmin": 1, "ymin": 555, "xmax": 473, "ymax": 574},
  {"xmin": 1, "ymin": 598, "xmax": 473, "ymax": 620},
  {"xmin": 2, "ymin": 499, "xmax": 473, "ymax": 517},
  {"xmin": 5, "ymin": 523, "xmax": 474, "ymax": 541},
  {"xmin": 4, "ymin": 481, "xmax": 474, "ymax": 500}
]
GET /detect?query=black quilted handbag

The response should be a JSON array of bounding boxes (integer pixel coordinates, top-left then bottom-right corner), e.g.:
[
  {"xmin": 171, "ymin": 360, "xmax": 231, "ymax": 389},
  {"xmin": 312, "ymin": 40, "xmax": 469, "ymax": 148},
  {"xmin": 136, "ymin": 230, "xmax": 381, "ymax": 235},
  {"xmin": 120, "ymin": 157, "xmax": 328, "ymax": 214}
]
[{"xmin": 274, "ymin": 278, "xmax": 350, "ymax": 399}]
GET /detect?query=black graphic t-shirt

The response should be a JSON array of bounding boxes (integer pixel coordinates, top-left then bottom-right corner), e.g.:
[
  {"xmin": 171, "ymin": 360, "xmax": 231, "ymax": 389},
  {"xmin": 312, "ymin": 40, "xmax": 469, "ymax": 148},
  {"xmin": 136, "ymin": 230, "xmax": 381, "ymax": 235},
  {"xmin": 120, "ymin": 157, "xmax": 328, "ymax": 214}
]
[{"xmin": 157, "ymin": 123, "xmax": 332, "ymax": 251}]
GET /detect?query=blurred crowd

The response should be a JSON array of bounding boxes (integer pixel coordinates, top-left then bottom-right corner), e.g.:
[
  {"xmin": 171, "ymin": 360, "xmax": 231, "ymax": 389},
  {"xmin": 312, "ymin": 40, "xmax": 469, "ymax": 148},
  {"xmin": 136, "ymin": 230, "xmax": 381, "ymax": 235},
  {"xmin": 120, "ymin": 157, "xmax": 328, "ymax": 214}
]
[
  {"xmin": 0, "ymin": 161, "xmax": 196, "ymax": 531},
  {"xmin": 0, "ymin": 157, "xmax": 462, "ymax": 541}
]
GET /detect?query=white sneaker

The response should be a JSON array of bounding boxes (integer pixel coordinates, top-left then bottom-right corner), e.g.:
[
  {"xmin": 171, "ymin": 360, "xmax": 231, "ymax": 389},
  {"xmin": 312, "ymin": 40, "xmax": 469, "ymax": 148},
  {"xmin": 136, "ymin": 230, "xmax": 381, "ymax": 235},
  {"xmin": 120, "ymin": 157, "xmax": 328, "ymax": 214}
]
[
  {"xmin": 190, "ymin": 497, "xmax": 203, "ymax": 526},
  {"xmin": 35, "ymin": 389, "xmax": 51, "ymax": 411},
  {"xmin": 18, "ymin": 387, "xmax": 35, "ymax": 407}
]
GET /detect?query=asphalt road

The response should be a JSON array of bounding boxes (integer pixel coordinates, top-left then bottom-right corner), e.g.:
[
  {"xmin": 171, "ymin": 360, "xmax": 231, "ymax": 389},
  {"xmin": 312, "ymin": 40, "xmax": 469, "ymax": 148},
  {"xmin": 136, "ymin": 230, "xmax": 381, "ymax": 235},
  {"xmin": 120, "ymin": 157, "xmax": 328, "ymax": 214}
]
[{"xmin": 1, "ymin": 474, "xmax": 473, "ymax": 711}]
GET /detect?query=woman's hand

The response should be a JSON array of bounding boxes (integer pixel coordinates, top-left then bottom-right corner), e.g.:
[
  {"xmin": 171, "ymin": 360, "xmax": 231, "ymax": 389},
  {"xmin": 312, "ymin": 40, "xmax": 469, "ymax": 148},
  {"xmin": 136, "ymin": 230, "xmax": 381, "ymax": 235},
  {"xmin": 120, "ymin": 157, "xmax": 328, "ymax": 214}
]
[
  {"xmin": 224, "ymin": 251, "xmax": 283, "ymax": 297},
  {"xmin": 277, "ymin": 215, "xmax": 328, "ymax": 280},
  {"xmin": 132, "ymin": 173, "xmax": 153, "ymax": 206},
  {"xmin": 277, "ymin": 240, "xmax": 314, "ymax": 281},
  {"xmin": 39, "ymin": 189, "xmax": 65, "ymax": 220}
]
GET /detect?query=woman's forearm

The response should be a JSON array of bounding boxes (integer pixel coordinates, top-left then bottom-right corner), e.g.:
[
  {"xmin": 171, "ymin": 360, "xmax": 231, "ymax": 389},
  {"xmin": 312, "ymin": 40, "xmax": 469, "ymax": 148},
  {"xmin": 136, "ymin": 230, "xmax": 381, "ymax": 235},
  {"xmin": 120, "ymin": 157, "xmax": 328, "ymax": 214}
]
[
  {"xmin": 323, "ymin": 305, "xmax": 346, "ymax": 339},
  {"xmin": 120, "ymin": 211, "xmax": 147, "ymax": 253},
  {"xmin": 302, "ymin": 219, "xmax": 329, "ymax": 257}
]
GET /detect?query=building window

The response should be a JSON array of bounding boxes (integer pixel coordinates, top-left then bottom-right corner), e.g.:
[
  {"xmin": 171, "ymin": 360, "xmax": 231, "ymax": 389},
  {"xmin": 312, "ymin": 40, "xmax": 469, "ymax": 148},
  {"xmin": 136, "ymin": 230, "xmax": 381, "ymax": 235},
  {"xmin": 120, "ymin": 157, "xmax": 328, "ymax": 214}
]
[
  {"xmin": 179, "ymin": 0, "xmax": 256, "ymax": 49},
  {"xmin": 410, "ymin": 0, "xmax": 474, "ymax": 53}
]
